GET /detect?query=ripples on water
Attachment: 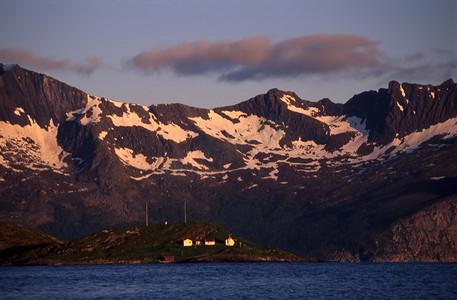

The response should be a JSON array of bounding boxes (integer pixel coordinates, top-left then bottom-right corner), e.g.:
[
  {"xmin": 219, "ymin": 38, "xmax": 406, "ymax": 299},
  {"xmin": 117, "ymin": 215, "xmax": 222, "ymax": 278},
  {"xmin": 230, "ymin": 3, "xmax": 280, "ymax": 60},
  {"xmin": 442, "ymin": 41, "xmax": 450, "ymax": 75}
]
[{"xmin": 1, "ymin": 263, "xmax": 456, "ymax": 299}]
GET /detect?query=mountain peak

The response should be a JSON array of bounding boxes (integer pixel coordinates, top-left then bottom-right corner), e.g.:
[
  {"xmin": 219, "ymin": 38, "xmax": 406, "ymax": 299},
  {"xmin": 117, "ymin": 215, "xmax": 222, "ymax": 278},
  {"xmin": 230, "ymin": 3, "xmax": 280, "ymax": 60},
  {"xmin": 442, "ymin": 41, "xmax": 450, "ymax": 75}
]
[{"xmin": 0, "ymin": 63, "xmax": 18, "ymax": 74}]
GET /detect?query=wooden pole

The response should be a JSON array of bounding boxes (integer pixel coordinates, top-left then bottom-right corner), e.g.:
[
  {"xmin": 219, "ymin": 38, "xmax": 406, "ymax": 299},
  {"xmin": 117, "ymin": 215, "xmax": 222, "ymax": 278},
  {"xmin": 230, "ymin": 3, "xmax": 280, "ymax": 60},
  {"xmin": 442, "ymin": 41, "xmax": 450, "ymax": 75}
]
[
  {"xmin": 184, "ymin": 200, "xmax": 187, "ymax": 224},
  {"xmin": 146, "ymin": 202, "xmax": 148, "ymax": 226}
]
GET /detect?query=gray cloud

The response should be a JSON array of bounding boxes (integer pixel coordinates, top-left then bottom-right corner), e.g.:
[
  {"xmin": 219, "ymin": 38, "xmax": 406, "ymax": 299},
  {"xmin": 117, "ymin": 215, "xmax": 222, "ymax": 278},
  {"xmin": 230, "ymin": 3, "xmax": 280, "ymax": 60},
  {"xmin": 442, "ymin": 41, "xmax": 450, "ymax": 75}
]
[
  {"xmin": 388, "ymin": 61, "xmax": 457, "ymax": 83},
  {"xmin": 0, "ymin": 48, "xmax": 102, "ymax": 75},
  {"xmin": 129, "ymin": 35, "xmax": 385, "ymax": 81}
]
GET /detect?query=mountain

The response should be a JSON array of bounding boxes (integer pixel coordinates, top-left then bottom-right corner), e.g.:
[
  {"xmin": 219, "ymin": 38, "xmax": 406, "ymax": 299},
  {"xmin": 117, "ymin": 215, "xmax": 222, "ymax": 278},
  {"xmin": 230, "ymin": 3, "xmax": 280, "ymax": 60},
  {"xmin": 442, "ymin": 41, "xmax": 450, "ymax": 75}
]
[
  {"xmin": 0, "ymin": 221, "xmax": 309, "ymax": 265},
  {"xmin": 1, "ymin": 63, "xmax": 456, "ymax": 262},
  {"xmin": 0, "ymin": 221, "xmax": 60, "ymax": 252}
]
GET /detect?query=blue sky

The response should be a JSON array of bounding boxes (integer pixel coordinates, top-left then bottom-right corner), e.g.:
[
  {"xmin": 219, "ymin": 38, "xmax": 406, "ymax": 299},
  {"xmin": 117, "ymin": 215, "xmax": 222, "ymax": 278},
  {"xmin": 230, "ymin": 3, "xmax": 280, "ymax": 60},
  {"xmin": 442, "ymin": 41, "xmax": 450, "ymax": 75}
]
[{"xmin": 1, "ymin": 0, "xmax": 456, "ymax": 108}]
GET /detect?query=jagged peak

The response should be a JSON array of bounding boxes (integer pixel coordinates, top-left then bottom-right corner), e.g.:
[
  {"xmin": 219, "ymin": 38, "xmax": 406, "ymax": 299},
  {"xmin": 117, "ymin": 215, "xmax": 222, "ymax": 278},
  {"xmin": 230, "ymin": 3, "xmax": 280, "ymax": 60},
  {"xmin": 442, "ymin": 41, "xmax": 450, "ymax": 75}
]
[
  {"xmin": 388, "ymin": 78, "xmax": 456, "ymax": 91},
  {"xmin": 440, "ymin": 78, "xmax": 455, "ymax": 87},
  {"xmin": 0, "ymin": 63, "xmax": 18, "ymax": 74},
  {"xmin": 265, "ymin": 88, "xmax": 301, "ymax": 100}
]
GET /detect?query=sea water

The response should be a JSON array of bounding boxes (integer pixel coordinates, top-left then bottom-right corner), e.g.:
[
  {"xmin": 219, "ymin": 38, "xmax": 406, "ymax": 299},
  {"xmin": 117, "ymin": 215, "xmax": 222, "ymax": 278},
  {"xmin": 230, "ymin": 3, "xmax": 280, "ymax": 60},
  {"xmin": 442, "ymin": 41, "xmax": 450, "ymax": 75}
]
[{"xmin": 1, "ymin": 263, "xmax": 456, "ymax": 299}]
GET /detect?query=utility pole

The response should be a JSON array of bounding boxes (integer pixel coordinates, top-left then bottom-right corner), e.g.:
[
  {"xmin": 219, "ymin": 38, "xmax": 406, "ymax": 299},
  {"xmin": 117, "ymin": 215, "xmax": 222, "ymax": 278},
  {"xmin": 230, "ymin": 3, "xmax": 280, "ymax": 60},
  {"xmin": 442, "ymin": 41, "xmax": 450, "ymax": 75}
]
[
  {"xmin": 184, "ymin": 200, "xmax": 187, "ymax": 224},
  {"xmin": 145, "ymin": 202, "xmax": 148, "ymax": 226}
]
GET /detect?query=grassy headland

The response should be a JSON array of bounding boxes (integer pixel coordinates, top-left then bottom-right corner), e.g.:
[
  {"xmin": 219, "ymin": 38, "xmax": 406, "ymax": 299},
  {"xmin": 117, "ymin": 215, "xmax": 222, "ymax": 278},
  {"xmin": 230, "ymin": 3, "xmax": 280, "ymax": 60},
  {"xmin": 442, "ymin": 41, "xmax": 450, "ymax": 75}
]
[{"xmin": 0, "ymin": 222, "xmax": 316, "ymax": 265}]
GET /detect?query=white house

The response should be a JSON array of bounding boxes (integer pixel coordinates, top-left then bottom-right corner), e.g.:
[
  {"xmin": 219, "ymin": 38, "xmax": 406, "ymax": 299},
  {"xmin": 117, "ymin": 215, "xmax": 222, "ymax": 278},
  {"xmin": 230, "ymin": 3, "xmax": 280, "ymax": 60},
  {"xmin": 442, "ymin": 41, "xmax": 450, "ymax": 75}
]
[
  {"xmin": 183, "ymin": 238, "xmax": 193, "ymax": 246},
  {"xmin": 225, "ymin": 235, "xmax": 235, "ymax": 246}
]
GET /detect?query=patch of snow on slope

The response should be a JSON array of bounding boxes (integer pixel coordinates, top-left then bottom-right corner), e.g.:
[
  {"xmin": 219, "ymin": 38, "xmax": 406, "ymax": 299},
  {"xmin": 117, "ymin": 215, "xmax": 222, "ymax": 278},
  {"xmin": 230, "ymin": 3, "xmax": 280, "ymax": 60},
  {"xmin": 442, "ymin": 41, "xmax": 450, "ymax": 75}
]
[
  {"xmin": 246, "ymin": 184, "xmax": 258, "ymax": 190},
  {"xmin": 66, "ymin": 95, "xmax": 102, "ymax": 124},
  {"xmin": 391, "ymin": 117, "xmax": 457, "ymax": 153},
  {"xmin": 2, "ymin": 64, "xmax": 17, "ymax": 72},
  {"xmin": 347, "ymin": 117, "xmax": 369, "ymax": 136},
  {"xmin": 189, "ymin": 110, "xmax": 285, "ymax": 149},
  {"xmin": 400, "ymin": 84, "xmax": 406, "ymax": 97},
  {"xmin": 262, "ymin": 168, "xmax": 279, "ymax": 180},
  {"xmin": 280, "ymin": 95, "xmax": 368, "ymax": 137},
  {"xmin": 0, "ymin": 117, "xmax": 69, "ymax": 172},
  {"xmin": 108, "ymin": 99, "xmax": 125, "ymax": 108},
  {"xmin": 290, "ymin": 138, "xmax": 326, "ymax": 156},
  {"xmin": 315, "ymin": 115, "xmax": 367, "ymax": 136},
  {"xmin": 116, "ymin": 148, "xmax": 212, "ymax": 172},
  {"xmin": 115, "ymin": 147, "xmax": 164, "ymax": 170},
  {"xmin": 396, "ymin": 101, "xmax": 404, "ymax": 112},
  {"xmin": 279, "ymin": 95, "xmax": 319, "ymax": 117},
  {"xmin": 99, "ymin": 131, "xmax": 108, "ymax": 140},
  {"xmin": 220, "ymin": 110, "xmax": 247, "ymax": 119},
  {"xmin": 108, "ymin": 105, "xmax": 198, "ymax": 143},
  {"xmin": 14, "ymin": 107, "xmax": 25, "ymax": 116},
  {"xmin": 66, "ymin": 96, "xmax": 198, "ymax": 142},
  {"xmin": 128, "ymin": 106, "xmax": 456, "ymax": 180},
  {"xmin": 357, "ymin": 116, "xmax": 457, "ymax": 161},
  {"xmin": 181, "ymin": 150, "xmax": 213, "ymax": 170},
  {"xmin": 159, "ymin": 123, "xmax": 198, "ymax": 142}
]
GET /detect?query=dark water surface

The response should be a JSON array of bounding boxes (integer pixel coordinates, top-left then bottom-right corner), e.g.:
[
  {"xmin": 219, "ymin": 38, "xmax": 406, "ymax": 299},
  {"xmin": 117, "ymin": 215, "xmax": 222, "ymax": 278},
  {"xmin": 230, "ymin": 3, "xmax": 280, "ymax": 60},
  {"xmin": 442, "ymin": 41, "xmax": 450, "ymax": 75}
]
[{"xmin": 1, "ymin": 263, "xmax": 456, "ymax": 299}]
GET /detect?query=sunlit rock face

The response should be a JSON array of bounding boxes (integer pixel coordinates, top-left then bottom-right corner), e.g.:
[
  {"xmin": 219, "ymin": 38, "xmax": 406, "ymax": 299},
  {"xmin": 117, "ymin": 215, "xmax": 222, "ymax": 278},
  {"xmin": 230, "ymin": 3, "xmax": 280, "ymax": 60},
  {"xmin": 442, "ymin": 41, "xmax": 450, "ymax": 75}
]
[{"xmin": 1, "ymin": 63, "xmax": 457, "ymax": 261}]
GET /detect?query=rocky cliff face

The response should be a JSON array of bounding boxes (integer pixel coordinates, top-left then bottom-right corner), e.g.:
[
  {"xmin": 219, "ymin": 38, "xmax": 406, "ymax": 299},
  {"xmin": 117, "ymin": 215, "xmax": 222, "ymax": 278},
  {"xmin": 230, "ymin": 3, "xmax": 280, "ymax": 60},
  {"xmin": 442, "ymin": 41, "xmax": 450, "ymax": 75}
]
[
  {"xmin": 375, "ymin": 197, "xmax": 457, "ymax": 262},
  {"xmin": 1, "ymin": 63, "xmax": 456, "ymax": 261}
]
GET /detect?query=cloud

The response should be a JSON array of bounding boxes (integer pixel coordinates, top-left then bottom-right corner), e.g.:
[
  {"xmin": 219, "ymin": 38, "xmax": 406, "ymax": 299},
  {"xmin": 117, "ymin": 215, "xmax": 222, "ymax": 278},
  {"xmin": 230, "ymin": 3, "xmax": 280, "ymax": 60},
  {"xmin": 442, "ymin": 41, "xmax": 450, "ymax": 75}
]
[
  {"xmin": 0, "ymin": 48, "xmax": 102, "ymax": 75},
  {"xmin": 129, "ymin": 35, "xmax": 385, "ymax": 81},
  {"xmin": 388, "ymin": 61, "xmax": 457, "ymax": 83}
]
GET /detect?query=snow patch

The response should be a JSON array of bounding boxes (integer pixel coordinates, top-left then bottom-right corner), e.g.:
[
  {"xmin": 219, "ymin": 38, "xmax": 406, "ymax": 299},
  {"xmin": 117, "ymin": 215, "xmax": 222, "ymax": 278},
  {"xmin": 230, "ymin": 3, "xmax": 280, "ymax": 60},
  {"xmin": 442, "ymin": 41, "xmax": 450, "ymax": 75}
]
[
  {"xmin": 280, "ymin": 95, "xmax": 319, "ymax": 117},
  {"xmin": 358, "ymin": 116, "xmax": 457, "ymax": 162},
  {"xmin": 0, "ymin": 117, "xmax": 69, "ymax": 172},
  {"xmin": 400, "ymin": 84, "xmax": 406, "ymax": 98},
  {"xmin": 108, "ymin": 105, "xmax": 198, "ymax": 143},
  {"xmin": 14, "ymin": 107, "xmax": 25, "ymax": 116},
  {"xmin": 189, "ymin": 110, "xmax": 285, "ymax": 150},
  {"xmin": 66, "ymin": 95, "xmax": 103, "ymax": 125},
  {"xmin": 396, "ymin": 101, "xmax": 404, "ymax": 112},
  {"xmin": 2, "ymin": 64, "xmax": 17, "ymax": 72},
  {"xmin": 115, "ymin": 147, "xmax": 162, "ymax": 170},
  {"xmin": 316, "ymin": 115, "xmax": 367, "ymax": 136},
  {"xmin": 98, "ymin": 131, "xmax": 108, "ymax": 140},
  {"xmin": 280, "ymin": 95, "xmax": 369, "ymax": 137},
  {"xmin": 263, "ymin": 168, "xmax": 279, "ymax": 180},
  {"xmin": 181, "ymin": 150, "xmax": 213, "ymax": 170},
  {"xmin": 220, "ymin": 110, "xmax": 247, "ymax": 119},
  {"xmin": 108, "ymin": 99, "xmax": 125, "ymax": 108}
]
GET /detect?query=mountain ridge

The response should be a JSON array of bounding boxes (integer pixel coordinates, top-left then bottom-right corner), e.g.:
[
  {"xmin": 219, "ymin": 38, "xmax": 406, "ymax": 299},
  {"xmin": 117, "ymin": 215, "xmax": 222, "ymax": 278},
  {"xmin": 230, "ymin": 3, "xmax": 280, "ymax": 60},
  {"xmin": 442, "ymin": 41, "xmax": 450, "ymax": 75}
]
[{"xmin": 1, "ymin": 63, "xmax": 456, "ymax": 261}]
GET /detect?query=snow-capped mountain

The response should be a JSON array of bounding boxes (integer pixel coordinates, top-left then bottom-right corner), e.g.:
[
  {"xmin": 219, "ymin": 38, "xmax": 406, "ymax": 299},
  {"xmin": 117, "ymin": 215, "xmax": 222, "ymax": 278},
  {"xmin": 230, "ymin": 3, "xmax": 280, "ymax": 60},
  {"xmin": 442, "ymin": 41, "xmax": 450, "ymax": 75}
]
[{"xmin": 1, "ymin": 63, "xmax": 456, "ymax": 261}]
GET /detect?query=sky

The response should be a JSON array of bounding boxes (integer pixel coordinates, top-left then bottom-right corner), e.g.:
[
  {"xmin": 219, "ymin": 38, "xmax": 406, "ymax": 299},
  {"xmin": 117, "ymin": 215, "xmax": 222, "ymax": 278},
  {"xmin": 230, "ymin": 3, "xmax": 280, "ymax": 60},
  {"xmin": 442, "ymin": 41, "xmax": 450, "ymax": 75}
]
[{"xmin": 1, "ymin": 0, "xmax": 456, "ymax": 108}]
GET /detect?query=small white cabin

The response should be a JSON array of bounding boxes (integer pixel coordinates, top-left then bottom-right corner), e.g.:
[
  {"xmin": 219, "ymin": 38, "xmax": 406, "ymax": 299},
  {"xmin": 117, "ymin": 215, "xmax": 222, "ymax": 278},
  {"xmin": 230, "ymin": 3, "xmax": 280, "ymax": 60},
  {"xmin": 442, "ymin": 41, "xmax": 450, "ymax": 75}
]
[
  {"xmin": 183, "ymin": 239, "xmax": 193, "ymax": 247},
  {"xmin": 225, "ymin": 235, "xmax": 235, "ymax": 246}
]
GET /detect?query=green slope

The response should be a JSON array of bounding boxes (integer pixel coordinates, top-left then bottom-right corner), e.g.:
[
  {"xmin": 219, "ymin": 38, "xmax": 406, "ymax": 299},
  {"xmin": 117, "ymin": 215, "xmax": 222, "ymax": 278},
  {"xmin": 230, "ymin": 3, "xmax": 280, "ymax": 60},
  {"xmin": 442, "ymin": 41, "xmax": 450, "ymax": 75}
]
[
  {"xmin": 0, "ymin": 222, "xmax": 316, "ymax": 265},
  {"xmin": 0, "ymin": 221, "xmax": 61, "ymax": 252}
]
